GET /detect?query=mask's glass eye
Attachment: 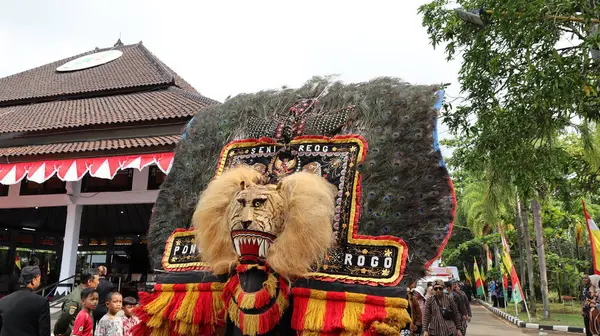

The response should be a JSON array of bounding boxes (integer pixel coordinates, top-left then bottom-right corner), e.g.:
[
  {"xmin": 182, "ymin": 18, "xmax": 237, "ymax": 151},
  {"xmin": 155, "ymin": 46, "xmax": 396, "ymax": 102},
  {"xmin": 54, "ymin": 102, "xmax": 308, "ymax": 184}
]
[
  {"xmin": 253, "ymin": 199, "xmax": 266, "ymax": 207},
  {"xmin": 238, "ymin": 199, "xmax": 246, "ymax": 207}
]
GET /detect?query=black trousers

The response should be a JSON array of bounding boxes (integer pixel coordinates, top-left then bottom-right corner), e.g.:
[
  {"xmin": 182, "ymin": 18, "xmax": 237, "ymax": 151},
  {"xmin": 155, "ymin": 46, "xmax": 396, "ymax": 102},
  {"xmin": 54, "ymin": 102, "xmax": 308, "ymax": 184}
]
[{"xmin": 585, "ymin": 315, "xmax": 593, "ymax": 336}]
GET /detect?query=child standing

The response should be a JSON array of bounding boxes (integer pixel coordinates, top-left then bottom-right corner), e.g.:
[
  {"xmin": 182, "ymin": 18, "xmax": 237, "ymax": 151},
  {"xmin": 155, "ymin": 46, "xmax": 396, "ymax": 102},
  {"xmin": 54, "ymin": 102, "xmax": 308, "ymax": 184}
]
[
  {"xmin": 95, "ymin": 292, "xmax": 124, "ymax": 336},
  {"xmin": 72, "ymin": 288, "xmax": 99, "ymax": 336},
  {"xmin": 122, "ymin": 296, "xmax": 140, "ymax": 336}
]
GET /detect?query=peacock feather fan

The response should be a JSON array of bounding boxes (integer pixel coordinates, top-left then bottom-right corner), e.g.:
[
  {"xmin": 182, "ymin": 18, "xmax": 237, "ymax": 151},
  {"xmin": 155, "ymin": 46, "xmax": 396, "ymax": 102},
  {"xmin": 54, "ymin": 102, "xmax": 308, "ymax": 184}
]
[{"xmin": 148, "ymin": 76, "xmax": 454, "ymax": 283}]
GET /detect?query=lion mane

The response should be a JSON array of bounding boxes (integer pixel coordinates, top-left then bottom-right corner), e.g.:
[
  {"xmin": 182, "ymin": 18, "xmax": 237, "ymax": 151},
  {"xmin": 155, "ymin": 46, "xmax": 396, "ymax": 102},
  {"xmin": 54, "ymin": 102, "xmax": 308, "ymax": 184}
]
[{"xmin": 192, "ymin": 165, "xmax": 337, "ymax": 278}]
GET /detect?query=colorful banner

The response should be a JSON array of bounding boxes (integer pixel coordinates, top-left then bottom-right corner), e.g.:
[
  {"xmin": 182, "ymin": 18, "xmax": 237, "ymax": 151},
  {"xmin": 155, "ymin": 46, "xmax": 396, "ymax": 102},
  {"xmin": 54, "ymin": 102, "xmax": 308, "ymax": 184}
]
[
  {"xmin": 481, "ymin": 263, "xmax": 486, "ymax": 282},
  {"xmin": 486, "ymin": 245, "xmax": 494, "ymax": 273},
  {"xmin": 499, "ymin": 254, "xmax": 509, "ymax": 303},
  {"xmin": 473, "ymin": 258, "xmax": 484, "ymax": 296},
  {"xmin": 463, "ymin": 263, "xmax": 472, "ymax": 282},
  {"xmin": 498, "ymin": 224, "xmax": 525, "ymax": 303},
  {"xmin": 582, "ymin": 200, "xmax": 600, "ymax": 275}
]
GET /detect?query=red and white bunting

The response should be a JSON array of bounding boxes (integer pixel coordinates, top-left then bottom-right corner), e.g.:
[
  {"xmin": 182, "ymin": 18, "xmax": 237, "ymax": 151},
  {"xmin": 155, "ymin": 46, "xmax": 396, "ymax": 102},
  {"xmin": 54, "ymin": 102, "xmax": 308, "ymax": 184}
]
[{"xmin": 0, "ymin": 152, "xmax": 174, "ymax": 185}]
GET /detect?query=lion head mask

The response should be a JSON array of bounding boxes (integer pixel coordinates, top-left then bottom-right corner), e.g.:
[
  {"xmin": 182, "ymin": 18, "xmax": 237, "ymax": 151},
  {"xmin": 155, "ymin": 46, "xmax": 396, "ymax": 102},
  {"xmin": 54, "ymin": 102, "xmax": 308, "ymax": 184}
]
[{"xmin": 192, "ymin": 165, "xmax": 337, "ymax": 278}]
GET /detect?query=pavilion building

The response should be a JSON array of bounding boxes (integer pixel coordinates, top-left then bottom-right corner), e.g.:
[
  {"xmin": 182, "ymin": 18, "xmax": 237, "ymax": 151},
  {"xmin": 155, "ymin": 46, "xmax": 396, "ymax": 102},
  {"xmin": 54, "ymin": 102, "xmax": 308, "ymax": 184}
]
[{"xmin": 0, "ymin": 40, "xmax": 218, "ymax": 295}]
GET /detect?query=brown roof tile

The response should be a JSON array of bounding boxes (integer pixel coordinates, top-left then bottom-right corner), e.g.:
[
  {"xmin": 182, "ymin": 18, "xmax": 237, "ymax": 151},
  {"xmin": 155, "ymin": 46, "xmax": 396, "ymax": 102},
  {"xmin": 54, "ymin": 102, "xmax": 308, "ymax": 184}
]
[
  {"xmin": 0, "ymin": 135, "xmax": 180, "ymax": 157},
  {"xmin": 0, "ymin": 42, "xmax": 199, "ymax": 103},
  {"xmin": 0, "ymin": 87, "xmax": 218, "ymax": 133}
]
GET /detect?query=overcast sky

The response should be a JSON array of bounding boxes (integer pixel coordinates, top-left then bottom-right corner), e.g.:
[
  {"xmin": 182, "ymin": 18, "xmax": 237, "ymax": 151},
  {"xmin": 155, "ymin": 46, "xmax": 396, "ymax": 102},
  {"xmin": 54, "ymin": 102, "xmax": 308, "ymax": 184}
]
[{"xmin": 0, "ymin": 0, "xmax": 461, "ymax": 146}]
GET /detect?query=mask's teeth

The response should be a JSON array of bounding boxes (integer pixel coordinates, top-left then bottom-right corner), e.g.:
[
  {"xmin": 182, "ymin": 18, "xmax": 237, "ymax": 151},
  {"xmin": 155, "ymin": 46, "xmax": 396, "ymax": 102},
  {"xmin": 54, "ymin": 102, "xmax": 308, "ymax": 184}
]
[
  {"xmin": 259, "ymin": 239, "xmax": 265, "ymax": 258},
  {"xmin": 234, "ymin": 237, "xmax": 241, "ymax": 256}
]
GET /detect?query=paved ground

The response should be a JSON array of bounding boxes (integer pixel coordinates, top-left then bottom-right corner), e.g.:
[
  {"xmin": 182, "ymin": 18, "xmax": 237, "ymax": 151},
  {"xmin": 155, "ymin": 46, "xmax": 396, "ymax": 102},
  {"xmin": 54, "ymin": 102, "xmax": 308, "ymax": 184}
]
[{"xmin": 468, "ymin": 303, "xmax": 574, "ymax": 336}]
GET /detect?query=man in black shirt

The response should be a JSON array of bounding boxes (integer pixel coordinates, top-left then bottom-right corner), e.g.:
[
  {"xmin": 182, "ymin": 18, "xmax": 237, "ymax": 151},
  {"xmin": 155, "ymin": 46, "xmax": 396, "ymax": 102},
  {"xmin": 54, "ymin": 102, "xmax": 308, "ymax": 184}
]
[
  {"xmin": 0, "ymin": 266, "xmax": 50, "ymax": 336},
  {"xmin": 92, "ymin": 265, "xmax": 116, "ymax": 327}
]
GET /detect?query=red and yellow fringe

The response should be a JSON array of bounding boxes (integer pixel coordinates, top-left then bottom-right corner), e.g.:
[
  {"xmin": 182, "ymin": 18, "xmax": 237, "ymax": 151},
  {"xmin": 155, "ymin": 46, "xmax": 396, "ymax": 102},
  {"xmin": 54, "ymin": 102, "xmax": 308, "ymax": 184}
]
[
  {"xmin": 221, "ymin": 271, "xmax": 290, "ymax": 336},
  {"xmin": 131, "ymin": 282, "xmax": 225, "ymax": 336},
  {"xmin": 291, "ymin": 288, "xmax": 411, "ymax": 336}
]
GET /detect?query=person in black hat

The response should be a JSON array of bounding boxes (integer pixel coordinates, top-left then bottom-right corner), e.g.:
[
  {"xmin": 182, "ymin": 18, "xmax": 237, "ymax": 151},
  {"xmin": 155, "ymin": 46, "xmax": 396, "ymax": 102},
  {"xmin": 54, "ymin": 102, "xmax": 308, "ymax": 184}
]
[
  {"xmin": 0, "ymin": 265, "xmax": 51, "ymax": 336},
  {"xmin": 92, "ymin": 265, "xmax": 116, "ymax": 329}
]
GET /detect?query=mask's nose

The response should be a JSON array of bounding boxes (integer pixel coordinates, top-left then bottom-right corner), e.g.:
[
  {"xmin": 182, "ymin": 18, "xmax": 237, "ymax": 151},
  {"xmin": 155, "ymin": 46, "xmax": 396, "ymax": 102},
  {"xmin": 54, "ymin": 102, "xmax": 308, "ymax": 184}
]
[{"xmin": 241, "ymin": 220, "xmax": 252, "ymax": 229}]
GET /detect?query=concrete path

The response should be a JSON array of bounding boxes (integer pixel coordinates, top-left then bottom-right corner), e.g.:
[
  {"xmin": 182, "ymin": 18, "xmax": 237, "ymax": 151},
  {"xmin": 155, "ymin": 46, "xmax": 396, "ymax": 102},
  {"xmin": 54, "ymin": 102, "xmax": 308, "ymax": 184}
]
[{"xmin": 467, "ymin": 303, "xmax": 575, "ymax": 336}]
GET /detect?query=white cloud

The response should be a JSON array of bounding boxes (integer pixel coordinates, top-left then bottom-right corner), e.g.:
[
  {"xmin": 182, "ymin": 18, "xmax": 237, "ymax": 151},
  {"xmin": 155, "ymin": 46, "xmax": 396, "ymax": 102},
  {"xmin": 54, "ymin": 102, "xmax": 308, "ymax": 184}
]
[{"xmin": 0, "ymin": 0, "xmax": 461, "ymax": 144}]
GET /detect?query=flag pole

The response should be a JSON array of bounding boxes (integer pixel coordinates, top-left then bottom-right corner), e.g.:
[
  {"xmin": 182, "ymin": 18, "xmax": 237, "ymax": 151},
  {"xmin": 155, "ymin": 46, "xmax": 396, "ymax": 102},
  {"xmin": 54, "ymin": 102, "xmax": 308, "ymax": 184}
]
[{"xmin": 523, "ymin": 299, "xmax": 532, "ymax": 321}]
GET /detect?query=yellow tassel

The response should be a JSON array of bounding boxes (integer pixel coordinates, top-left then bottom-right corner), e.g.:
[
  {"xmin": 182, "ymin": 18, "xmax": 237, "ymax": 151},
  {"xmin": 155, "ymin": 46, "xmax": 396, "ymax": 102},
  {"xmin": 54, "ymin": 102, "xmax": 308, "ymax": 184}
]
[
  {"xmin": 145, "ymin": 286, "xmax": 175, "ymax": 315},
  {"xmin": 145, "ymin": 287, "xmax": 175, "ymax": 329},
  {"xmin": 383, "ymin": 296, "xmax": 408, "ymax": 309},
  {"xmin": 190, "ymin": 324, "xmax": 199, "ymax": 335},
  {"xmin": 175, "ymin": 284, "xmax": 197, "ymax": 322},
  {"xmin": 212, "ymin": 283, "xmax": 225, "ymax": 322},
  {"xmin": 228, "ymin": 302, "xmax": 241, "ymax": 327},
  {"xmin": 370, "ymin": 308, "xmax": 412, "ymax": 335},
  {"xmin": 341, "ymin": 298, "xmax": 367, "ymax": 332},
  {"xmin": 175, "ymin": 284, "xmax": 199, "ymax": 334},
  {"xmin": 242, "ymin": 313, "xmax": 260, "ymax": 336},
  {"xmin": 302, "ymin": 295, "xmax": 328, "ymax": 331},
  {"xmin": 150, "ymin": 323, "xmax": 170, "ymax": 336}
]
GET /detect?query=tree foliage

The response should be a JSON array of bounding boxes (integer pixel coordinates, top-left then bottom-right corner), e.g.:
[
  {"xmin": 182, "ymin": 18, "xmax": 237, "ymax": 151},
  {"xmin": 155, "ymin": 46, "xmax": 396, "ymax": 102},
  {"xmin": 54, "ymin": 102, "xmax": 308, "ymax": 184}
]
[{"xmin": 419, "ymin": 0, "xmax": 600, "ymax": 197}]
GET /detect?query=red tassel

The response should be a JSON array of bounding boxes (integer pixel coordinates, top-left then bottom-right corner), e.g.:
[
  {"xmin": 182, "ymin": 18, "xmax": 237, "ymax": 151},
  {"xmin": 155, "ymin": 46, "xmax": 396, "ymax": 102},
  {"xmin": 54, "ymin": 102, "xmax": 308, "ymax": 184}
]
[
  {"xmin": 258, "ymin": 303, "xmax": 281, "ymax": 335},
  {"xmin": 164, "ymin": 284, "xmax": 187, "ymax": 321},
  {"xmin": 130, "ymin": 322, "xmax": 150, "ymax": 336},
  {"xmin": 279, "ymin": 277, "xmax": 290, "ymax": 297},
  {"xmin": 135, "ymin": 308, "xmax": 152, "ymax": 324},
  {"xmin": 255, "ymin": 287, "xmax": 271, "ymax": 308},
  {"xmin": 169, "ymin": 322, "xmax": 180, "ymax": 336},
  {"xmin": 360, "ymin": 295, "xmax": 388, "ymax": 334},
  {"xmin": 166, "ymin": 289, "xmax": 187, "ymax": 321},
  {"xmin": 193, "ymin": 287, "xmax": 214, "ymax": 325},
  {"xmin": 323, "ymin": 291, "xmax": 346, "ymax": 332},
  {"xmin": 221, "ymin": 275, "xmax": 240, "ymax": 305}
]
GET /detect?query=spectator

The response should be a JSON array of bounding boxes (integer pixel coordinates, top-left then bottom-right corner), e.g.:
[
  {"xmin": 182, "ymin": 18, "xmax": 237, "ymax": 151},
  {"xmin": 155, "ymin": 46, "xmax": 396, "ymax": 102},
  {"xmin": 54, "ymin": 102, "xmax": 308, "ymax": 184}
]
[
  {"xmin": 451, "ymin": 281, "xmax": 471, "ymax": 336},
  {"xmin": 54, "ymin": 272, "xmax": 100, "ymax": 336},
  {"xmin": 407, "ymin": 287, "xmax": 423, "ymax": 336},
  {"xmin": 496, "ymin": 286, "xmax": 505, "ymax": 308},
  {"xmin": 462, "ymin": 280, "xmax": 473, "ymax": 302},
  {"xmin": 414, "ymin": 286, "xmax": 427, "ymax": 319},
  {"xmin": 489, "ymin": 280, "xmax": 497, "ymax": 307},
  {"xmin": 95, "ymin": 292, "xmax": 123, "ymax": 336},
  {"xmin": 122, "ymin": 296, "xmax": 140, "ymax": 336},
  {"xmin": 583, "ymin": 275, "xmax": 600, "ymax": 336},
  {"xmin": 423, "ymin": 280, "xmax": 463, "ymax": 336},
  {"xmin": 71, "ymin": 288, "xmax": 98, "ymax": 336},
  {"xmin": 426, "ymin": 285, "xmax": 434, "ymax": 299},
  {"xmin": 0, "ymin": 266, "xmax": 50, "ymax": 336},
  {"xmin": 93, "ymin": 266, "xmax": 116, "ymax": 328}
]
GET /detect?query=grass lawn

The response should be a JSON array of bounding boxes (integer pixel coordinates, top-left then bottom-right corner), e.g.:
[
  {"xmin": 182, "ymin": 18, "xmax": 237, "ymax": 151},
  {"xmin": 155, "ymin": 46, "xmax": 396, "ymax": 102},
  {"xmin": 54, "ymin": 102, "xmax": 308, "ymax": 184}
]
[{"xmin": 495, "ymin": 302, "xmax": 584, "ymax": 327}]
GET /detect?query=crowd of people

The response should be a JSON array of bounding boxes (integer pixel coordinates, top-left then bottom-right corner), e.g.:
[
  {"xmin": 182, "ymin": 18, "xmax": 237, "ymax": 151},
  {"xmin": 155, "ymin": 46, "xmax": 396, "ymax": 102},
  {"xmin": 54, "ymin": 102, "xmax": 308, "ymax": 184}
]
[
  {"xmin": 53, "ymin": 266, "xmax": 140, "ymax": 336},
  {"xmin": 402, "ymin": 279, "xmax": 473, "ymax": 336},
  {"xmin": 0, "ymin": 265, "xmax": 140, "ymax": 336}
]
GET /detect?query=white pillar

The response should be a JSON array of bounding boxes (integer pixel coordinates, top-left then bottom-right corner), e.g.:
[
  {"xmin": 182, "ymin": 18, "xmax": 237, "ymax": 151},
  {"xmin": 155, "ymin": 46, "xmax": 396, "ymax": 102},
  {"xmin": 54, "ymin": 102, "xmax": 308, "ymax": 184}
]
[
  {"xmin": 132, "ymin": 167, "xmax": 150, "ymax": 192},
  {"xmin": 56, "ymin": 182, "xmax": 82, "ymax": 295},
  {"xmin": 7, "ymin": 182, "xmax": 20, "ymax": 197}
]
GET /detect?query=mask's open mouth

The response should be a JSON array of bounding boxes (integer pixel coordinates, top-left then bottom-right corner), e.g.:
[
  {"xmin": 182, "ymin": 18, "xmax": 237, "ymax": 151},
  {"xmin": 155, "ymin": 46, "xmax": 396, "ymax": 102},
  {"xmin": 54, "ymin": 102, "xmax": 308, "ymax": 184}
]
[{"xmin": 231, "ymin": 230, "xmax": 276, "ymax": 263}]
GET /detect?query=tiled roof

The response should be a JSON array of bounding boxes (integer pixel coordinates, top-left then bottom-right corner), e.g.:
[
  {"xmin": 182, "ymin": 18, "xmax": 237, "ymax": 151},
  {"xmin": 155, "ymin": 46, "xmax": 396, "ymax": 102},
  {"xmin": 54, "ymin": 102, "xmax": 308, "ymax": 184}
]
[
  {"xmin": 0, "ymin": 87, "xmax": 218, "ymax": 133},
  {"xmin": 0, "ymin": 135, "xmax": 180, "ymax": 157},
  {"xmin": 0, "ymin": 42, "xmax": 199, "ymax": 103}
]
